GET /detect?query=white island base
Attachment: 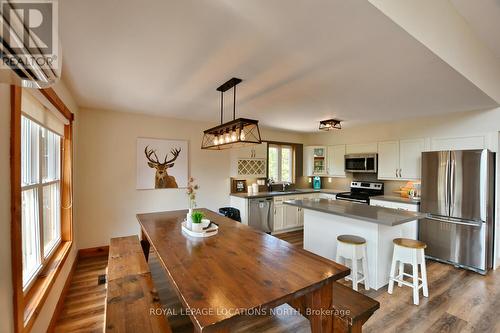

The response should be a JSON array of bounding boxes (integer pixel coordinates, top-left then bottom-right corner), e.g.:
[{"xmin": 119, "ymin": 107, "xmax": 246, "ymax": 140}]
[{"xmin": 303, "ymin": 209, "xmax": 417, "ymax": 290}]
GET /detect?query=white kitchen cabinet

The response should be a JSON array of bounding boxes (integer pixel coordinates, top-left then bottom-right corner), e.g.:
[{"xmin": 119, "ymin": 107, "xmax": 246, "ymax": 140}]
[
  {"xmin": 370, "ymin": 199, "xmax": 418, "ymax": 239},
  {"xmin": 345, "ymin": 143, "xmax": 378, "ymax": 154},
  {"xmin": 284, "ymin": 199, "xmax": 299, "ymax": 229},
  {"xmin": 378, "ymin": 138, "xmax": 424, "ymax": 180},
  {"xmin": 273, "ymin": 203, "xmax": 285, "ymax": 231},
  {"xmin": 234, "ymin": 142, "xmax": 267, "ymax": 159},
  {"xmin": 230, "ymin": 142, "xmax": 268, "ymax": 178},
  {"xmin": 273, "ymin": 194, "xmax": 316, "ymax": 232},
  {"xmin": 378, "ymin": 141, "xmax": 400, "ymax": 179},
  {"xmin": 303, "ymin": 146, "xmax": 314, "ymax": 176},
  {"xmin": 303, "ymin": 146, "xmax": 328, "ymax": 176},
  {"xmin": 327, "ymin": 145, "xmax": 346, "ymax": 177},
  {"xmin": 297, "ymin": 207, "xmax": 304, "ymax": 226},
  {"xmin": 399, "ymin": 139, "xmax": 425, "ymax": 179},
  {"xmin": 431, "ymin": 135, "xmax": 486, "ymax": 151}
]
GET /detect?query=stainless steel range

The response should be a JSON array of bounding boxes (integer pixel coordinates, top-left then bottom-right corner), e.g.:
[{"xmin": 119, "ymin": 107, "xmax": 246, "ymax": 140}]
[{"xmin": 336, "ymin": 181, "xmax": 384, "ymax": 204}]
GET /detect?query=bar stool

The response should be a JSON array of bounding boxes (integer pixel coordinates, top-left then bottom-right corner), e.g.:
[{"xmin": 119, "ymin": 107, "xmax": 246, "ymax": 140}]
[
  {"xmin": 388, "ymin": 238, "xmax": 428, "ymax": 305},
  {"xmin": 336, "ymin": 235, "xmax": 369, "ymax": 291}
]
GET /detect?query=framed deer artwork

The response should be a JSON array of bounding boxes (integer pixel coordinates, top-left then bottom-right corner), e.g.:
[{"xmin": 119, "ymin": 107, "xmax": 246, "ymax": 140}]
[{"xmin": 136, "ymin": 137, "xmax": 189, "ymax": 189}]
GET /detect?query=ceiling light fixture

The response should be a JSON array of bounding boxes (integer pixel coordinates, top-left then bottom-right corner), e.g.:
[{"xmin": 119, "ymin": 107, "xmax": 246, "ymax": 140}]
[
  {"xmin": 319, "ymin": 119, "xmax": 342, "ymax": 131},
  {"xmin": 201, "ymin": 78, "xmax": 262, "ymax": 150}
]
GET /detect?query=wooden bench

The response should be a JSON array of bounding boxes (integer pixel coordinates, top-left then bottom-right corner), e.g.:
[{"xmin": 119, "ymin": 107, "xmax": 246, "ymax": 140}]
[
  {"xmin": 105, "ymin": 236, "xmax": 172, "ymax": 333},
  {"xmin": 331, "ymin": 282, "xmax": 380, "ymax": 332}
]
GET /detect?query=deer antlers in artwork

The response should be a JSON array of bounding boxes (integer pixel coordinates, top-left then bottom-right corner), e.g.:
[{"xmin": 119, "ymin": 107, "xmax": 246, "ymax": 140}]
[{"xmin": 144, "ymin": 146, "xmax": 181, "ymax": 166}]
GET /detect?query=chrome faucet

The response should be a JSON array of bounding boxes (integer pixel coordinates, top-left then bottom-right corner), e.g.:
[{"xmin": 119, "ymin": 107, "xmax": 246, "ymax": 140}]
[
  {"xmin": 266, "ymin": 179, "xmax": 274, "ymax": 192},
  {"xmin": 282, "ymin": 182, "xmax": 291, "ymax": 192}
]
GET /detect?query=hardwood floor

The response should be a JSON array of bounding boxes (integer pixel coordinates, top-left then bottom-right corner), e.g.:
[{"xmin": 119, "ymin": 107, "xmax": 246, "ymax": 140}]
[
  {"xmin": 53, "ymin": 230, "xmax": 500, "ymax": 332},
  {"xmin": 53, "ymin": 256, "xmax": 107, "ymax": 333}
]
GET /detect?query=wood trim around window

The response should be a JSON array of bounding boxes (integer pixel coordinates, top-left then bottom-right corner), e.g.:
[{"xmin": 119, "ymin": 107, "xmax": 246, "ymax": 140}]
[
  {"xmin": 11, "ymin": 86, "xmax": 75, "ymax": 333},
  {"xmin": 263, "ymin": 140, "xmax": 303, "ymax": 183}
]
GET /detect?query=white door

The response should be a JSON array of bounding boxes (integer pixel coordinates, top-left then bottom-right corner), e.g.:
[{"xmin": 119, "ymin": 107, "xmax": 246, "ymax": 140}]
[
  {"xmin": 378, "ymin": 141, "xmax": 399, "ymax": 180},
  {"xmin": 327, "ymin": 145, "xmax": 346, "ymax": 177},
  {"xmin": 399, "ymin": 138, "xmax": 425, "ymax": 180},
  {"xmin": 303, "ymin": 146, "xmax": 314, "ymax": 176}
]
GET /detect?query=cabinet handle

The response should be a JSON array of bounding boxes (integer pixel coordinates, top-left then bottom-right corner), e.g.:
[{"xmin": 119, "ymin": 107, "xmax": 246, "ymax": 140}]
[
  {"xmin": 399, "ymin": 168, "xmax": 402, "ymax": 178},
  {"xmin": 395, "ymin": 169, "xmax": 398, "ymax": 177}
]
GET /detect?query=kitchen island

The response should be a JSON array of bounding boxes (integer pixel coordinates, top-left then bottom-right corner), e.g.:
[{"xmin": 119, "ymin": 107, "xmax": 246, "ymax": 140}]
[{"xmin": 284, "ymin": 199, "xmax": 425, "ymax": 290}]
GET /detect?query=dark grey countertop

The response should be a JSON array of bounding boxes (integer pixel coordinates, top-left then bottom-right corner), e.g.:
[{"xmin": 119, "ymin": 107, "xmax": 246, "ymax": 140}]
[
  {"xmin": 230, "ymin": 189, "xmax": 344, "ymax": 199},
  {"xmin": 284, "ymin": 199, "xmax": 425, "ymax": 226},
  {"xmin": 370, "ymin": 195, "xmax": 421, "ymax": 205}
]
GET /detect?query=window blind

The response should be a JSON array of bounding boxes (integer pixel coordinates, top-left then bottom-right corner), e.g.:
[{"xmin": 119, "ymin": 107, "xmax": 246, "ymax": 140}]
[{"xmin": 21, "ymin": 89, "xmax": 68, "ymax": 136}]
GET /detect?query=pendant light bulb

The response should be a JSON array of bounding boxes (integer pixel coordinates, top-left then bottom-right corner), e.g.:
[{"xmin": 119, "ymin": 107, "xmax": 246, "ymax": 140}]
[
  {"xmin": 213, "ymin": 136, "xmax": 218, "ymax": 145},
  {"xmin": 231, "ymin": 130, "xmax": 237, "ymax": 142},
  {"xmin": 240, "ymin": 129, "xmax": 246, "ymax": 141},
  {"xmin": 225, "ymin": 132, "xmax": 230, "ymax": 143}
]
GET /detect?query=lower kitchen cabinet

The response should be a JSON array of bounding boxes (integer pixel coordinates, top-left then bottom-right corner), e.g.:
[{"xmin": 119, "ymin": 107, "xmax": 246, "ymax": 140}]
[
  {"xmin": 273, "ymin": 204, "xmax": 285, "ymax": 231},
  {"xmin": 284, "ymin": 202, "xmax": 300, "ymax": 229},
  {"xmin": 273, "ymin": 195, "xmax": 317, "ymax": 233},
  {"xmin": 370, "ymin": 199, "xmax": 418, "ymax": 239}
]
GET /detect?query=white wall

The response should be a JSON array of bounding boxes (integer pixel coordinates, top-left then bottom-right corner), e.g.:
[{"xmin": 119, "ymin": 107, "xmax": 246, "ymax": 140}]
[
  {"xmin": 75, "ymin": 108, "xmax": 304, "ymax": 249},
  {"xmin": 0, "ymin": 81, "xmax": 79, "ymax": 333}
]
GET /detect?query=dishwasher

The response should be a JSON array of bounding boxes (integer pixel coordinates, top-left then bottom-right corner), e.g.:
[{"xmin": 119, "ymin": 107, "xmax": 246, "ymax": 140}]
[{"xmin": 248, "ymin": 198, "xmax": 274, "ymax": 233}]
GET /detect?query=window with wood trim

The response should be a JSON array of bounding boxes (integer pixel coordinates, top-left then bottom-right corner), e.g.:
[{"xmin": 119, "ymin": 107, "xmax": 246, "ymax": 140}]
[
  {"xmin": 268, "ymin": 144, "xmax": 295, "ymax": 183},
  {"xmin": 11, "ymin": 86, "xmax": 74, "ymax": 333},
  {"xmin": 21, "ymin": 115, "xmax": 62, "ymax": 290}
]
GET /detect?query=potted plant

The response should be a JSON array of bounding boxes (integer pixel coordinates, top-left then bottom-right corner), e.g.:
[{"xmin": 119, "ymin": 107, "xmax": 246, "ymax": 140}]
[
  {"xmin": 191, "ymin": 211, "xmax": 204, "ymax": 232},
  {"xmin": 186, "ymin": 177, "xmax": 199, "ymax": 228}
]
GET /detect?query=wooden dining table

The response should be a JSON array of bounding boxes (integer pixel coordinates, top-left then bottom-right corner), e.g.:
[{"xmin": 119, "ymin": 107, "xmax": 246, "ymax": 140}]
[{"xmin": 137, "ymin": 208, "xmax": 351, "ymax": 333}]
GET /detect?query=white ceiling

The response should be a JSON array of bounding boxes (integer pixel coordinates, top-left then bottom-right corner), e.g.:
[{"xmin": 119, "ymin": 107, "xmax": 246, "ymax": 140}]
[
  {"xmin": 59, "ymin": 0, "xmax": 498, "ymax": 132},
  {"xmin": 451, "ymin": 0, "xmax": 500, "ymax": 61}
]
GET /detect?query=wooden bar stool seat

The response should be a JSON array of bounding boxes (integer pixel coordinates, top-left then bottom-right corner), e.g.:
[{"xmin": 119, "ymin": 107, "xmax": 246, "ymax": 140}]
[
  {"xmin": 336, "ymin": 234, "xmax": 369, "ymax": 291},
  {"xmin": 388, "ymin": 238, "xmax": 429, "ymax": 305}
]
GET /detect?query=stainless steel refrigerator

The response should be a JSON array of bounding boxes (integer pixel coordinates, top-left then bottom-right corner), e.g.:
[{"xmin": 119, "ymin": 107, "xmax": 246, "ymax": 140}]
[{"xmin": 419, "ymin": 149, "xmax": 495, "ymax": 274}]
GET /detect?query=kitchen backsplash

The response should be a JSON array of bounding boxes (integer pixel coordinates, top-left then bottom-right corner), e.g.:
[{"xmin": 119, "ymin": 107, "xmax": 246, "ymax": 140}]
[{"xmin": 296, "ymin": 174, "xmax": 409, "ymax": 195}]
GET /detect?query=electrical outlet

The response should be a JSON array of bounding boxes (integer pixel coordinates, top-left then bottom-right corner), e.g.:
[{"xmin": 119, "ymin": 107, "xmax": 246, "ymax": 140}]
[
  {"xmin": 308, "ymin": 178, "xmax": 312, "ymax": 183},
  {"xmin": 328, "ymin": 177, "xmax": 332, "ymax": 183}
]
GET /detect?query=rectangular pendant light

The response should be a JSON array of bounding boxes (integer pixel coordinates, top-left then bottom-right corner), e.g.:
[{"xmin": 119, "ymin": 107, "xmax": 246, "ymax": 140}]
[
  {"xmin": 201, "ymin": 78, "xmax": 262, "ymax": 150},
  {"xmin": 319, "ymin": 119, "xmax": 342, "ymax": 131}
]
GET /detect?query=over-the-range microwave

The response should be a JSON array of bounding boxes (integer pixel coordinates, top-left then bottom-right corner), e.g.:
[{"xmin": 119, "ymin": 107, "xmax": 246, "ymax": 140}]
[{"xmin": 344, "ymin": 153, "xmax": 378, "ymax": 173}]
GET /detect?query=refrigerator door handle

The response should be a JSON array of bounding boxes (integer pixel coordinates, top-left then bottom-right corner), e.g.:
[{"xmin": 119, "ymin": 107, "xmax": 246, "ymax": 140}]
[
  {"xmin": 444, "ymin": 156, "xmax": 450, "ymax": 214},
  {"xmin": 480, "ymin": 150, "xmax": 488, "ymax": 222},
  {"xmin": 449, "ymin": 152, "xmax": 456, "ymax": 216},
  {"xmin": 427, "ymin": 215, "xmax": 482, "ymax": 227}
]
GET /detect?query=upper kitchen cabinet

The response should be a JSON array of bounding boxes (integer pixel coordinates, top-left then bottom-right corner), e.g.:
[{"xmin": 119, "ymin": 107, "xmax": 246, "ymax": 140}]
[
  {"xmin": 378, "ymin": 141, "xmax": 400, "ymax": 179},
  {"xmin": 345, "ymin": 142, "xmax": 378, "ymax": 154},
  {"xmin": 230, "ymin": 142, "xmax": 268, "ymax": 178},
  {"xmin": 378, "ymin": 138, "xmax": 425, "ymax": 180},
  {"xmin": 303, "ymin": 146, "xmax": 327, "ymax": 176},
  {"xmin": 431, "ymin": 135, "xmax": 486, "ymax": 151},
  {"xmin": 327, "ymin": 145, "xmax": 346, "ymax": 177}
]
